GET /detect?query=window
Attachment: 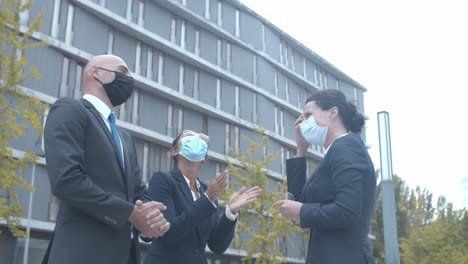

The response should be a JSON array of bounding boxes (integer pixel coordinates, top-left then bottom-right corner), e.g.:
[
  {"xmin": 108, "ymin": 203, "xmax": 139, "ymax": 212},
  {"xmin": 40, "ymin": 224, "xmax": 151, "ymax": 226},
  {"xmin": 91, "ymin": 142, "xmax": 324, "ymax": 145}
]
[
  {"xmin": 178, "ymin": 64, "xmax": 185, "ymax": 93},
  {"xmin": 235, "ymin": 9, "xmax": 240, "ymax": 37},
  {"xmin": 107, "ymin": 29, "xmax": 114, "ymax": 54},
  {"xmin": 146, "ymin": 48, "xmax": 153, "ymax": 79},
  {"xmin": 224, "ymin": 123, "xmax": 230, "ymax": 155},
  {"xmin": 252, "ymin": 56, "xmax": 258, "ymax": 85},
  {"xmin": 167, "ymin": 103, "xmax": 184, "ymax": 137},
  {"xmin": 274, "ymin": 107, "xmax": 278, "ymax": 134},
  {"xmin": 59, "ymin": 57, "xmax": 70, "ymax": 97},
  {"xmin": 51, "ymin": 0, "xmax": 61, "ymax": 38},
  {"xmin": 234, "ymin": 85, "xmax": 239, "ymax": 117},
  {"xmin": 135, "ymin": 41, "xmax": 142, "ymax": 75},
  {"xmin": 126, "ymin": 0, "xmax": 132, "ymax": 21},
  {"xmin": 73, "ymin": 64, "xmax": 83, "ymax": 99},
  {"xmin": 65, "ymin": 3, "xmax": 75, "ymax": 45},
  {"xmin": 281, "ymin": 147, "xmax": 286, "ymax": 174},
  {"xmin": 158, "ymin": 53, "xmax": 164, "ymax": 84},
  {"xmin": 217, "ymin": 1, "xmax": 222, "ymax": 27},
  {"xmin": 261, "ymin": 23, "xmax": 266, "ymax": 52},
  {"xmin": 142, "ymin": 142, "xmax": 149, "ymax": 183},
  {"xmin": 274, "ymin": 70, "xmax": 278, "ymax": 96},
  {"xmin": 138, "ymin": 0, "xmax": 144, "ymax": 26},
  {"xmin": 252, "ymin": 93, "xmax": 257, "ymax": 123},
  {"xmin": 205, "ymin": 0, "xmax": 210, "ymax": 19},
  {"xmin": 170, "ymin": 17, "xmax": 177, "ymax": 43},
  {"xmin": 131, "ymin": 88, "xmax": 140, "ymax": 124},
  {"xmin": 226, "ymin": 43, "xmax": 232, "ymax": 71},
  {"xmin": 280, "ymin": 110, "xmax": 284, "ymax": 136},
  {"xmin": 216, "ymin": 79, "xmax": 221, "ymax": 109},
  {"xmin": 180, "ymin": 20, "xmax": 186, "ymax": 49},
  {"xmin": 303, "ymin": 57, "xmax": 307, "ymax": 79},
  {"xmin": 291, "ymin": 50, "xmax": 295, "ymax": 71},
  {"xmin": 49, "ymin": 195, "xmax": 59, "ymax": 222},
  {"xmin": 216, "ymin": 39, "xmax": 222, "ymax": 67},
  {"xmin": 193, "ymin": 70, "xmax": 200, "ymax": 100},
  {"xmin": 225, "ymin": 123, "xmax": 240, "ymax": 155},
  {"xmin": 194, "ymin": 29, "xmax": 200, "ymax": 56},
  {"xmin": 279, "ymin": 41, "xmax": 283, "ymax": 64}
]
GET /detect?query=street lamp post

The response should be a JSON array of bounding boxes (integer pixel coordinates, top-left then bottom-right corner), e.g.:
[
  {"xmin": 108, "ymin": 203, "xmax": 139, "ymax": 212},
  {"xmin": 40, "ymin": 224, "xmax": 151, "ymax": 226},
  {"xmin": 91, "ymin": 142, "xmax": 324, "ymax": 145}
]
[{"xmin": 377, "ymin": 111, "xmax": 401, "ymax": 264}]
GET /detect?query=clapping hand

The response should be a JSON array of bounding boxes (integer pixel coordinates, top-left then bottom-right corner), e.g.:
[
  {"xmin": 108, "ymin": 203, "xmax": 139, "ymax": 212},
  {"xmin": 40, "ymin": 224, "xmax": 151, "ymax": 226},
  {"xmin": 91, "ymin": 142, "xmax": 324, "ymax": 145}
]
[
  {"xmin": 228, "ymin": 186, "xmax": 262, "ymax": 214},
  {"xmin": 129, "ymin": 200, "xmax": 170, "ymax": 238},
  {"xmin": 205, "ymin": 170, "xmax": 229, "ymax": 202}
]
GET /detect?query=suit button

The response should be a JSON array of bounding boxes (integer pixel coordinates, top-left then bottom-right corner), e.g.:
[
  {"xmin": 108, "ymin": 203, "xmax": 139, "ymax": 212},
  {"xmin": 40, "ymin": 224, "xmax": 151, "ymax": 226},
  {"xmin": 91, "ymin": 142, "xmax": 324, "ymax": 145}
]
[{"xmin": 195, "ymin": 249, "xmax": 199, "ymax": 254}]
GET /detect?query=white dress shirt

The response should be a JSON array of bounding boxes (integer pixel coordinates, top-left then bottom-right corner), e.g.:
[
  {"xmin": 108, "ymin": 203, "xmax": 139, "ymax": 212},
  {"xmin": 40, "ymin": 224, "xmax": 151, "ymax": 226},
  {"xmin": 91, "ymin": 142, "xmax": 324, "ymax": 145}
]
[
  {"xmin": 82, "ymin": 94, "xmax": 124, "ymax": 163},
  {"xmin": 182, "ymin": 175, "xmax": 238, "ymax": 221}
]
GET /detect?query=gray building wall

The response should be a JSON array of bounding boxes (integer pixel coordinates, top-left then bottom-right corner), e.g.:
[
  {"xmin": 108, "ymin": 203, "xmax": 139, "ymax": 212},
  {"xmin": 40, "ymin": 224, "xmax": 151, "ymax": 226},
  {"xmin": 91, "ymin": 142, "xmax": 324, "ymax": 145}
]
[{"xmin": 2, "ymin": 0, "xmax": 368, "ymax": 263}]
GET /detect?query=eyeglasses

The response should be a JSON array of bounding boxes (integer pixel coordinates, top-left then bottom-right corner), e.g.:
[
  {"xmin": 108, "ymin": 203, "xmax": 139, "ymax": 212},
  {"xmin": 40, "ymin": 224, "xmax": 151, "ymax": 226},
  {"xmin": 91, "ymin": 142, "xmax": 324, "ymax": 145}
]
[{"xmin": 182, "ymin": 130, "xmax": 210, "ymax": 143}]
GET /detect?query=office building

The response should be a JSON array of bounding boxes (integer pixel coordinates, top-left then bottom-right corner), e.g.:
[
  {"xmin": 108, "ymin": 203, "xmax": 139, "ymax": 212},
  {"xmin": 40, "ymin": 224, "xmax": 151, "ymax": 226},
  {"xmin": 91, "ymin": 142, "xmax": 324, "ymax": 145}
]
[{"xmin": 0, "ymin": 0, "xmax": 368, "ymax": 263}]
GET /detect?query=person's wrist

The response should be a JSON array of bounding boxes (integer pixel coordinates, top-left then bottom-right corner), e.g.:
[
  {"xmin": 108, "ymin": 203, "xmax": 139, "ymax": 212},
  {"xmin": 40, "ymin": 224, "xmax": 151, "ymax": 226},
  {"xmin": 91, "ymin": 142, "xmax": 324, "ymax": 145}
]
[
  {"xmin": 205, "ymin": 191, "xmax": 215, "ymax": 202},
  {"xmin": 296, "ymin": 148, "xmax": 307, "ymax": 157},
  {"xmin": 228, "ymin": 203, "xmax": 238, "ymax": 214}
]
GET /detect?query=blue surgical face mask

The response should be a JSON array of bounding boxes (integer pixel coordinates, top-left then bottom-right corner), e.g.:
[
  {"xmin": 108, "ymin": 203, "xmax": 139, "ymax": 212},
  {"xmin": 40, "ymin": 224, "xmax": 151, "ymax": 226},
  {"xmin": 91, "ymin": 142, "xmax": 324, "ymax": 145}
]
[
  {"xmin": 179, "ymin": 135, "xmax": 208, "ymax": 162},
  {"xmin": 299, "ymin": 116, "xmax": 329, "ymax": 146}
]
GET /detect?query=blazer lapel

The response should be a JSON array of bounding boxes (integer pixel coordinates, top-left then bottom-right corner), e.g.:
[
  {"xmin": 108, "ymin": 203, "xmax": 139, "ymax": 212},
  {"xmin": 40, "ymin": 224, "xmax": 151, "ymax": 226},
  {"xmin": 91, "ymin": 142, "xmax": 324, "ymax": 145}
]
[
  {"xmin": 172, "ymin": 167, "xmax": 194, "ymax": 204},
  {"xmin": 81, "ymin": 99, "xmax": 125, "ymax": 174}
]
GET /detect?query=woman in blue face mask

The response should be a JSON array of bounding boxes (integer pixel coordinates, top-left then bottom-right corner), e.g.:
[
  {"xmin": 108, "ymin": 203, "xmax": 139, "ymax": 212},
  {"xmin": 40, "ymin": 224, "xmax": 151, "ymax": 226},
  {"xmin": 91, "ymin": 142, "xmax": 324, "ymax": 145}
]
[
  {"xmin": 273, "ymin": 89, "xmax": 377, "ymax": 264},
  {"xmin": 144, "ymin": 130, "xmax": 262, "ymax": 264}
]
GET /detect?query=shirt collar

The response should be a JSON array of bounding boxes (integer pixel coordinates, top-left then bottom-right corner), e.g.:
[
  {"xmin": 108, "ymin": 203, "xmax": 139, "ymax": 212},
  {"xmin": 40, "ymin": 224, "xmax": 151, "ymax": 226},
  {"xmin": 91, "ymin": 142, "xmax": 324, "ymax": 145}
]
[
  {"xmin": 83, "ymin": 94, "xmax": 112, "ymax": 119},
  {"xmin": 325, "ymin": 133, "xmax": 349, "ymax": 154},
  {"xmin": 183, "ymin": 175, "xmax": 201, "ymax": 191}
]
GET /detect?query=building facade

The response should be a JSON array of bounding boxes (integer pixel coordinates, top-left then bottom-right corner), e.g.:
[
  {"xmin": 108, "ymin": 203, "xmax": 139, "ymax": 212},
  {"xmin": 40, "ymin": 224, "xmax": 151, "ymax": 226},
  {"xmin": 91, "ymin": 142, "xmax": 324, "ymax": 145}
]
[{"xmin": 0, "ymin": 0, "xmax": 368, "ymax": 263}]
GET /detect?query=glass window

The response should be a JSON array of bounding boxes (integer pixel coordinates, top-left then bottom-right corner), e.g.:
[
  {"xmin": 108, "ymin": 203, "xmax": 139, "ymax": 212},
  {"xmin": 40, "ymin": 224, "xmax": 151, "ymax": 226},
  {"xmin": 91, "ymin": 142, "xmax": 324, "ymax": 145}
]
[{"xmin": 14, "ymin": 237, "xmax": 50, "ymax": 264}]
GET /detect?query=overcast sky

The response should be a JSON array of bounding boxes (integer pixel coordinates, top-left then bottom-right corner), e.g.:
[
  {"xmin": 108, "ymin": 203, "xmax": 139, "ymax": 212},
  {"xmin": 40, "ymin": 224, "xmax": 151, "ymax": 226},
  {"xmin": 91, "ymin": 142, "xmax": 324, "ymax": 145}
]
[{"xmin": 239, "ymin": 0, "xmax": 468, "ymax": 209}]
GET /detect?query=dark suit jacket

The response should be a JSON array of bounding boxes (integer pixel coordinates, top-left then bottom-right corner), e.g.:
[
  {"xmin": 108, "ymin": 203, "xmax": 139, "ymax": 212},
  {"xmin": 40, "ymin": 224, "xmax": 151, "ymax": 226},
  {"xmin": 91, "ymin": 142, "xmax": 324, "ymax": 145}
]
[
  {"xmin": 287, "ymin": 134, "xmax": 376, "ymax": 264},
  {"xmin": 144, "ymin": 167, "xmax": 236, "ymax": 264},
  {"xmin": 43, "ymin": 97, "xmax": 150, "ymax": 264}
]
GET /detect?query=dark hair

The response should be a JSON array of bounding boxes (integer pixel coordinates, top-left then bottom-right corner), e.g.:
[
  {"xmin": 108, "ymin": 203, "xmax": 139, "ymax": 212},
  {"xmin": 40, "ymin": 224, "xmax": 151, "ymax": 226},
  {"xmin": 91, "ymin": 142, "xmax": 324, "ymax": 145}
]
[
  {"xmin": 305, "ymin": 89, "xmax": 365, "ymax": 133},
  {"xmin": 171, "ymin": 132, "xmax": 183, "ymax": 167}
]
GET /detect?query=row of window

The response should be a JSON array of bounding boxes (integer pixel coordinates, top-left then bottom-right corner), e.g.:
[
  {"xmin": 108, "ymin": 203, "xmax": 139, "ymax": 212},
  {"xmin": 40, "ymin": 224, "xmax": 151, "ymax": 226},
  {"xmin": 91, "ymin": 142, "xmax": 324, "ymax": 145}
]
[
  {"xmin": 57, "ymin": 55, "xmax": 311, "ymax": 146},
  {"xmin": 31, "ymin": 0, "xmax": 361, "ymax": 113}
]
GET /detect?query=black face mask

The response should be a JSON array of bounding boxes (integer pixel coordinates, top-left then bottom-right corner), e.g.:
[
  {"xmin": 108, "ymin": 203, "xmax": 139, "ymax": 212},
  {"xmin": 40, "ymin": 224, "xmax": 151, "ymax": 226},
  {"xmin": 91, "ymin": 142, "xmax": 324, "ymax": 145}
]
[{"xmin": 95, "ymin": 67, "xmax": 134, "ymax": 107}]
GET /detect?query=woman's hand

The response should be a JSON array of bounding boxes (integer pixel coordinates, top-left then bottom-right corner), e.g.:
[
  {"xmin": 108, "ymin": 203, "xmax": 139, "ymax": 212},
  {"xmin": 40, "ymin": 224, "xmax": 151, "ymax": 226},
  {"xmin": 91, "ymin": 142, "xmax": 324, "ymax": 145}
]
[
  {"xmin": 295, "ymin": 115, "xmax": 310, "ymax": 157},
  {"xmin": 228, "ymin": 186, "xmax": 262, "ymax": 214},
  {"xmin": 205, "ymin": 170, "xmax": 229, "ymax": 202},
  {"xmin": 272, "ymin": 199, "xmax": 303, "ymax": 221}
]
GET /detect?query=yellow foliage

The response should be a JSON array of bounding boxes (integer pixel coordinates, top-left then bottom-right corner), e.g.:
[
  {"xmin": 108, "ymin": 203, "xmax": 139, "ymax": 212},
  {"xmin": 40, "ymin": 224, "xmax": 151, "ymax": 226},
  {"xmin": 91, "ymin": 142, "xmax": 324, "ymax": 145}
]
[
  {"xmin": 0, "ymin": 0, "xmax": 47, "ymax": 237},
  {"xmin": 220, "ymin": 128, "xmax": 305, "ymax": 264}
]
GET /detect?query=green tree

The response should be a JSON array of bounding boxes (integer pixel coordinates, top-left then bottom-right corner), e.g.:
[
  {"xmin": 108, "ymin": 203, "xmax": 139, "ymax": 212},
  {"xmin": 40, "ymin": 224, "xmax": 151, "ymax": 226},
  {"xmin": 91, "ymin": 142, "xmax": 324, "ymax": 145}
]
[
  {"xmin": 0, "ymin": 0, "xmax": 46, "ymax": 236},
  {"xmin": 400, "ymin": 212, "xmax": 468, "ymax": 264},
  {"xmin": 371, "ymin": 173, "xmax": 411, "ymax": 264},
  {"xmin": 221, "ymin": 129, "xmax": 304, "ymax": 264},
  {"xmin": 372, "ymin": 173, "xmax": 467, "ymax": 264}
]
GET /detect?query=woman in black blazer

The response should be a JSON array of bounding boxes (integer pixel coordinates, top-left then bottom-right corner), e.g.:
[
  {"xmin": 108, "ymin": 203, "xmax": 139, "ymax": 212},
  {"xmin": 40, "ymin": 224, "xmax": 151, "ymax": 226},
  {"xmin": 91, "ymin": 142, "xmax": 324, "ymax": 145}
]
[
  {"xmin": 144, "ymin": 130, "xmax": 262, "ymax": 264},
  {"xmin": 273, "ymin": 89, "xmax": 376, "ymax": 264}
]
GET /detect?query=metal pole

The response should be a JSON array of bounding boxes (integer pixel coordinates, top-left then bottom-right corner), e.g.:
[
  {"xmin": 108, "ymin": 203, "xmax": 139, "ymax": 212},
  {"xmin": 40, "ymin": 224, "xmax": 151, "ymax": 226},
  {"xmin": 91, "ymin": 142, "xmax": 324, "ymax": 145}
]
[
  {"xmin": 377, "ymin": 111, "xmax": 400, "ymax": 264},
  {"xmin": 23, "ymin": 165, "xmax": 36, "ymax": 264}
]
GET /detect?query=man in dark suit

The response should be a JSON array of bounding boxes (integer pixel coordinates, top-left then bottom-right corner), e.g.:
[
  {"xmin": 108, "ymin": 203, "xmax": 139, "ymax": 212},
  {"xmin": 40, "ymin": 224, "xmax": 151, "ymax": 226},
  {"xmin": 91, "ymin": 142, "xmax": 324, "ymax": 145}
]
[{"xmin": 43, "ymin": 54, "xmax": 170, "ymax": 264}]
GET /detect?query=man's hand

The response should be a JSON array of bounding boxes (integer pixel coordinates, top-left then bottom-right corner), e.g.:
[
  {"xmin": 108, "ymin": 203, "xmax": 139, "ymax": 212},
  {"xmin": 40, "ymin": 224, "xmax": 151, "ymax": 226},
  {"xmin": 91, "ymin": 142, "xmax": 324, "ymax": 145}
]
[
  {"xmin": 129, "ymin": 200, "xmax": 170, "ymax": 238},
  {"xmin": 272, "ymin": 199, "xmax": 303, "ymax": 222},
  {"xmin": 205, "ymin": 170, "xmax": 229, "ymax": 202},
  {"xmin": 228, "ymin": 186, "xmax": 262, "ymax": 213}
]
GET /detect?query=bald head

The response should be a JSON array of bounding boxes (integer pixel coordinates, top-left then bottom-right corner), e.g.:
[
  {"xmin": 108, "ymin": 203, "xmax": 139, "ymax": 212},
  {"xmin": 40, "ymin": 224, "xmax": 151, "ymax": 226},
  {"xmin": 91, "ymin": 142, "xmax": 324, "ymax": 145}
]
[{"xmin": 81, "ymin": 54, "xmax": 131, "ymax": 108}]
